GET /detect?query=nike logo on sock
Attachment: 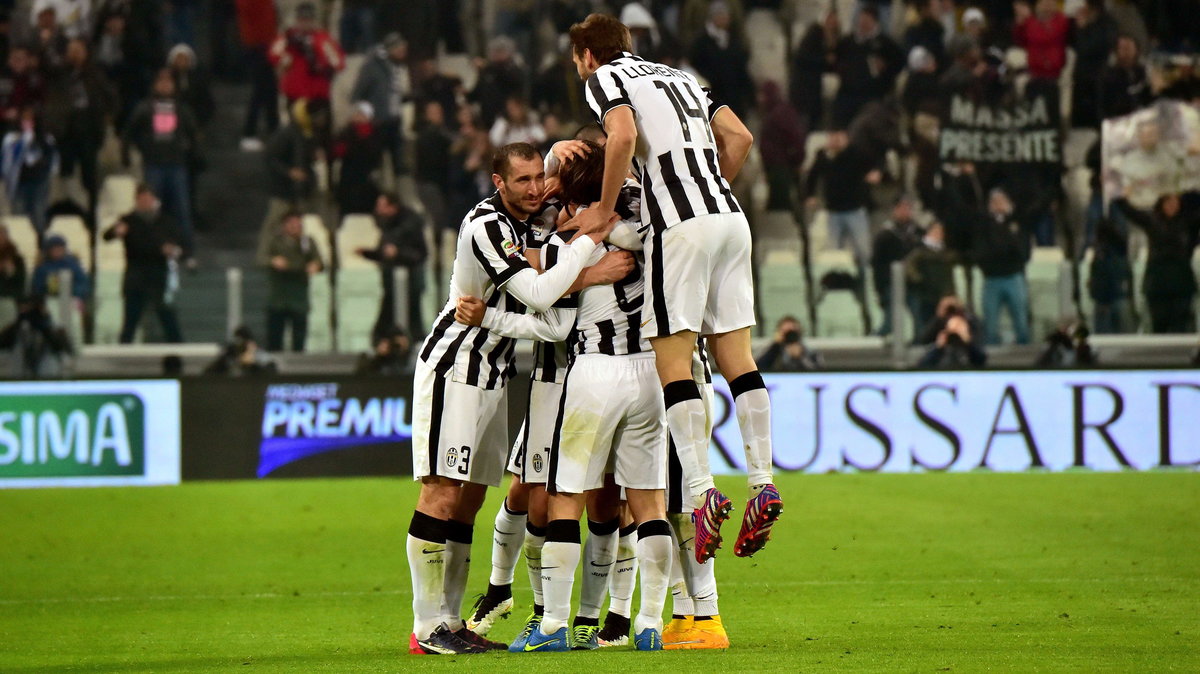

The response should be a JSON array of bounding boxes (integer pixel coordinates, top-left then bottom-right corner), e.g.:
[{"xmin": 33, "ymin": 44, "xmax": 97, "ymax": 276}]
[
  {"xmin": 495, "ymin": 527, "xmax": 516, "ymax": 535},
  {"xmin": 615, "ymin": 557, "xmax": 636, "ymax": 564},
  {"xmin": 421, "ymin": 547, "xmax": 441, "ymax": 555},
  {"xmin": 589, "ymin": 561, "xmax": 613, "ymax": 568},
  {"xmin": 540, "ymin": 566, "xmax": 559, "ymax": 570}
]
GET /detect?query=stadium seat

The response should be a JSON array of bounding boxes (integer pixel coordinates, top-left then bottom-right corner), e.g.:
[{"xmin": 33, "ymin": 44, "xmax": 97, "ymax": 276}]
[
  {"xmin": 1027, "ymin": 246, "xmax": 1066, "ymax": 338},
  {"xmin": 335, "ymin": 214, "xmax": 382, "ymax": 352},
  {"xmin": 812, "ymin": 249, "xmax": 866, "ymax": 337},
  {"xmin": 46, "ymin": 215, "xmax": 92, "ymax": 273},
  {"xmin": 330, "ymin": 53, "xmax": 366, "ymax": 131},
  {"xmin": 746, "ymin": 9, "xmax": 788, "ymax": 87},
  {"xmin": 4, "ymin": 215, "xmax": 39, "ymax": 272}
]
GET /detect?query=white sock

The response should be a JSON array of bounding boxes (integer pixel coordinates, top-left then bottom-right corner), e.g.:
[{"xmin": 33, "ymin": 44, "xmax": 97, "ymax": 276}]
[
  {"xmin": 579, "ymin": 518, "xmax": 619, "ymax": 620},
  {"xmin": 673, "ymin": 513, "xmax": 718, "ymax": 615},
  {"xmin": 730, "ymin": 372, "xmax": 774, "ymax": 488},
  {"xmin": 664, "ymin": 380, "xmax": 715, "ymax": 508},
  {"xmin": 440, "ymin": 519, "xmax": 473, "ymax": 631},
  {"xmin": 668, "ymin": 542, "xmax": 694, "ymax": 616},
  {"xmin": 488, "ymin": 500, "xmax": 527, "ymax": 587},
  {"xmin": 607, "ymin": 524, "xmax": 638, "ymax": 617},
  {"xmin": 540, "ymin": 520, "xmax": 581, "ymax": 635},
  {"xmin": 633, "ymin": 520, "xmax": 673, "ymax": 635},
  {"xmin": 523, "ymin": 522, "xmax": 546, "ymax": 608},
  {"xmin": 406, "ymin": 513, "xmax": 447, "ymax": 639}
]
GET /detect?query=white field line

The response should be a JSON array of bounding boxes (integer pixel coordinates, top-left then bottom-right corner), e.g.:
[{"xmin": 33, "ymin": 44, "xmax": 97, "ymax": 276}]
[{"xmin": 0, "ymin": 576, "xmax": 1193, "ymax": 606}]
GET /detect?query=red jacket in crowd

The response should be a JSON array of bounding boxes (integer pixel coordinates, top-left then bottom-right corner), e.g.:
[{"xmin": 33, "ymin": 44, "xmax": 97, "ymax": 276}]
[
  {"xmin": 269, "ymin": 27, "xmax": 345, "ymax": 101},
  {"xmin": 235, "ymin": 0, "xmax": 277, "ymax": 48},
  {"xmin": 1013, "ymin": 12, "xmax": 1070, "ymax": 79}
]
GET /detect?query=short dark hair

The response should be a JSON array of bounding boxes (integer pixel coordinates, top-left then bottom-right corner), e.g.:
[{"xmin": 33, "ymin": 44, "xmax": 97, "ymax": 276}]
[
  {"xmin": 279, "ymin": 209, "xmax": 302, "ymax": 224},
  {"xmin": 135, "ymin": 182, "xmax": 155, "ymax": 197},
  {"xmin": 858, "ymin": 5, "xmax": 879, "ymax": 22},
  {"xmin": 492, "ymin": 142, "xmax": 541, "ymax": 180},
  {"xmin": 573, "ymin": 122, "xmax": 607, "ymax": 143},
  {"xmin": 570, "ymin": 13, "xmax": 632, "ymax": 65},
  {"xmin": 378, "ymin": 191, "xmax": 401, "ymax": 208},
  {"xmin": 557, "ymin": 140, "xmax": 606, "ymax": 206}
]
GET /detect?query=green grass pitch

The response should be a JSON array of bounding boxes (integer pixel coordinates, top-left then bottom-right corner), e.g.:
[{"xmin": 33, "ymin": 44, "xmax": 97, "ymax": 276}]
[{"xmin": 1, "ymin": 472, "xmax": 1197, "ymax": 672}]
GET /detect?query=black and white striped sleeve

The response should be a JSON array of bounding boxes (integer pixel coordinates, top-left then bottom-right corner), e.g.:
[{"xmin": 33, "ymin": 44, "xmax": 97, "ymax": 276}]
[
  {"xmin": 702, "ymin": 85, "xmax": 729, "ymax": 121},
  {"xmin": 540, "ymin": 234, "xmax": 578, "ymax": 309},
  {"xmin": 471, "ymin": 219, "xmax": 532, "ymax": 288},
  {"xmin": 585, "ymin": 67, "xmax": 633, "ymax": 123}
]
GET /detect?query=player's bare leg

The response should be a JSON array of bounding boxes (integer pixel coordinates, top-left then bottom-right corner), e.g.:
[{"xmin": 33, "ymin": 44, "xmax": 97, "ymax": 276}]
[
  {"xmin": 707, "ymin": 326, "xmax": 782, "ymax": 557},
  {"xmin": 652, "ymin": 330, "xmax": 730, "ymax": 562}
]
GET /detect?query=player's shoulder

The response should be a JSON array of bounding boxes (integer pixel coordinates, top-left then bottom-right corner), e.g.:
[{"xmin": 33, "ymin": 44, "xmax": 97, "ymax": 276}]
[{"xmin": 525, "ymin": 198, "xmax": 561, "ymax": 249}]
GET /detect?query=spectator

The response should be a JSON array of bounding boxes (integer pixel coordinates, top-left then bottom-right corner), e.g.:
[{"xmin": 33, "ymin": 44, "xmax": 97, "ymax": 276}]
[
  {"xmin": 791, "ymin": 9, "xmax": 839, "ymax": 128},
  {"xmin": 534, "ymin": 45, "xmax": 587, "ymax": 124},
  {"xmin": 871, "ymin": 195, "xmax": 923, "ymax": 334},
  {"xmin": 0, "ymin": 47, "xmax": 45, "ymax": 133},
  {"xmin": 756, "ymin": 315, "xmax": 822, "ymax": 371},
  {"xmin": 204, "ymin": 326, "xmax": 277, "ymax": 375},
  {"xmin": 620, "ymin": 2, "xmax": 663, "ymax": 63},
  {"xmin": 470, "ymin": 36, "xmax": 525, "ymax": 128},
  {"xmin": 45, "ymin": 37, "xmax": 115, "ymax": 220},
  {"xmin": 0, "ymin": 294, "xmax": 71, "ymax": 378},
  {"xmin": 1012, "ymin": 0, "xmax": 1069, "ymax": 81},
  {"xmin": 103, "ymin": 184, "xmax": 184, "ymax": 344},
  {"xmin": 758, "ymin": 80, "xmax": 806, "ymax": 212},
  {"xmin": 339, "ymin": 0, "xmax": 378, "ymax": 54},
  {"xmin": 1099, "ymin": 35, "xmax": 1151, "ymax": 120},
  {"xmin": 804, "ymin": 129, "xmax": 881, "ymax": 267},
  {"xmin": 29, "ymin": 7, "xmax": 67, "ymax": 69},
  {"xmin": 30, "ymin": 234, "xmax": 88, "ymax": 302},
  {"xmin": 122, "ymin": 68, "xmax": 200, "ymax": 257},
  {"xmin": 92, "ymin": 9, "xmax": 141, "ymax": 127},
  {"xmin": 832, "ymin": 6, "xmax": 903, "ymax": 124},
  {"xmin": 678, "ymin": 0, "xmax": 745, "ymax": 55},
  {"xmin": 0, "ymin": 224, "xmax": 26, "ymax": 326},
  {"xmin": 1035, "ymin": 319, "xmax": 1098, "ymax": 367},
  {"xmin": 351, "ymin": 32, "xmax": 409, "ymax": 175},
  {"xmin": 332, "ymin": 101, "xmax": 385, "ymax": 217},
  {"xmin": 1112, "ymin": 195, "xmax": 1200, "ymax": 333},
  {"xmin": 905, "ymin": 221, "xmax": 958, "ymax": 334},
  {"xmin": 690, "ymin": 0, "xmax": 754, "ymax": 118},
  {"xmin": 1088, "ymin": 217, "xmax": 1132, "ymax": 334},
  {"xmin": 1070, "ymin": 0, "xmax": 1117, "ymax": 128},
  {"xmin": 1111, "ymin": 119, "xmax": 1176, "ymax": 212},
  {"xmin": 355, "ymin": 324, "xmax": 412, "ymax": 376},
  {"xmin": 492, "ymin": 0, "xmax": 536, "ymax": 69},
  {"xmin": 269, "ymin": 2, "xmax": 344, "ymax": 145},
  {"xmin": 903, "ymin": 0, "xmax": 945, "ymax": 69},
  {"xmin": 902, "ymin": 46, "xmax": 940, "ymax": 118},
  {"xmin": 31, "ymin": 0, "xmax": 90, "ymax": 41},
  {"xmin": 358, "ymin": 192, "xmax": 427, "ymax": 336},
  {"xmin": 236, "ymin": 0, "xmax": 279, "ymax": 149},
  {"xmin": 265, "ymin": 211, "xmax": 322, "ymax": 352},
  {"xmin": 489, "ymin": 94, "xmax": 545, "ymax": 148},
  {"xmin": 972, "ymin": 187, "xmax": 1033, "ymax": 345},
  {"xmin": 258, "ymin": 98, "xmax": 320, "ymax": 264},
  {"xmin": 2, "ymin": 106, "xmax": 57, "ymax": 235},
  {"xmin": 447, "ymin": 105, "xmax": 491, "ymax": 228},
  {"xmin": 917, "ymin": 313, "xmax": 987, "ymax": 368},
  {"xmin": 414, "ymin": 100, "xmax": 454, "ymax": 232},
  {"xmin": 410, "ymin": 57, "xmax": 461, "ymax": 123},
  {"xmin": 167, "ymin": 43, "xmax": 214, "ymax": 127}
]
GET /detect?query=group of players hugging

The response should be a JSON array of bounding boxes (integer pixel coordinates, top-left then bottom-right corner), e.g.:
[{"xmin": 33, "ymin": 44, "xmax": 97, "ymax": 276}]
[{"xmin": 405, "ymin": 13, "xmax": 783, "ymax": 654}]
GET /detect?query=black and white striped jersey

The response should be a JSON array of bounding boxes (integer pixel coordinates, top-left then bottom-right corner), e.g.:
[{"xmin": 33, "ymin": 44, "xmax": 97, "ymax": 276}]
[
  {"xmin": 418, "ymin": 192, "xmax": 596, "ymax": 390},
  {"xmin": 568, "ymin": 182, "xmax": 652, "ymax": 358},
  {"xmin": 584, "ymin": 51, "xmax": 741, "ymax": 232}
]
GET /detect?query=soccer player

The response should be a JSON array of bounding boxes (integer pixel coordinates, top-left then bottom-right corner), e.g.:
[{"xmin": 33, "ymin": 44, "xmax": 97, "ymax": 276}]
[
  {"xmin": 514, "ymin": 141, "xmax": 675, "ymax": 652},
  {"xmin": 406, "ymin": 142, "xmax": 616, "ymax": 655},
  {"xmin": 567, "ymin": 13, "xmax": 782, "ymax": 563},
  {"xmin": 464, "ymin": 137, "xmax": 634, "ymax": 643}
]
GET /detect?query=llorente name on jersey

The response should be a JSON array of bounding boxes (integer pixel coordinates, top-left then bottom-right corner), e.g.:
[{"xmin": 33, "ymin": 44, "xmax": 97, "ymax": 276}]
[{"xmin": 619, "ymin": 63, "xmax": 688, "ymax": 80}]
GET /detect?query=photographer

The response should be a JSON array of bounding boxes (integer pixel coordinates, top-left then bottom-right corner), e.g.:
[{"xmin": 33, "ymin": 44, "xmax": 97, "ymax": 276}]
[
  {"xmin": 205, "ymin": 326, "xmax": 277, "ymax": 376},
  {"xmin": 916, "ymin": 294, "xmax": 982, "ymax": 346},
  {"xmin": 917, "ymin": 313, "xmax": 986, "ymax": 369},
  {"xmin": 1036, "ymin": 319, "xmax": 1098, "ymax": 368},
  {"xmin": 0, "ymin": 295, "xmax": 71, "ymax": 378},
  {"xmin": 756, "ymin": 316, "xmax": 823, "ymax": 372},
  {"xmin": 354, "ymin": 324, "xmax": 412, "ymax": 376},
  {"xmin": 268, "ymin": 2, "xmax": 344, "ymax": 144}
]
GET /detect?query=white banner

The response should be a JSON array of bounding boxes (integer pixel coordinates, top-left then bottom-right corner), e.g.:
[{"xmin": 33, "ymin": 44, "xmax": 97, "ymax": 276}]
[
  {"xmin": 0, "ymin": 380, "xmax": 181, "ymax": 488},
  {"xmin": 709, "ymin": 371, "xmax": 1200, "ymax": 473}
]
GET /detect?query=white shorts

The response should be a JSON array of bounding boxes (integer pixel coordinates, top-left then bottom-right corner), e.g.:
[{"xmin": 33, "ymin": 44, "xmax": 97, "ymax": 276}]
[
  {"xmin": 506, "ymin": 379, "xmax": 564, "ymax": 484},
  {"xmin": 550, "ymin": 353, "xmax": 667, "ymax": 494},
  {"xmin": 643, "ymin": 212, "xmax": 756, "ymax": 338},
  {"xmin": 411, "ymin": 359, "xmax": 509, "ymax": 487}
]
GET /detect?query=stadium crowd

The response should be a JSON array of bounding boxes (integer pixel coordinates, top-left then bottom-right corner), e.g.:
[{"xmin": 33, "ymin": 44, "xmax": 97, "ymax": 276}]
[{"xmin": 0, "ymin": 0, "xmax": 1195, "ymax": 372}]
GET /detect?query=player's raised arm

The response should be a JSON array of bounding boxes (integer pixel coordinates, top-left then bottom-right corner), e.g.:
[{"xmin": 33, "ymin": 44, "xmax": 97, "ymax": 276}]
[{"xmin": 710, "ymin": 106, "xmax": 754, "ymax": 183}]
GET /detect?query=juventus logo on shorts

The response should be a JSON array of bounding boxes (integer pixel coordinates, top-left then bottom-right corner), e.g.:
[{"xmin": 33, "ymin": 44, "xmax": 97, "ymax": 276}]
[
  {"xmin": 532, "ymin": 453, "xmax": 544, "ymax": 474},
  {"xmin": 445, "ymin": 447, "xmax": 459, "ymax": 468}
]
